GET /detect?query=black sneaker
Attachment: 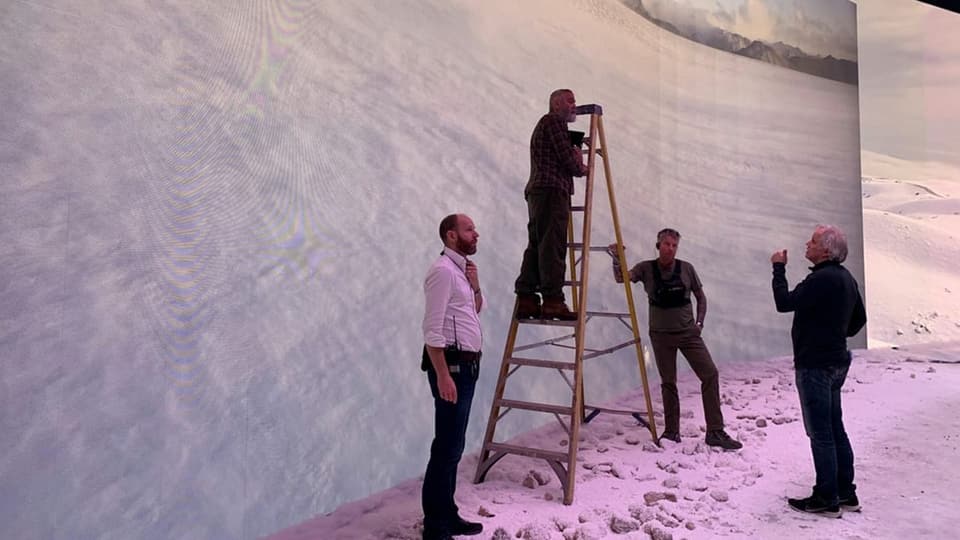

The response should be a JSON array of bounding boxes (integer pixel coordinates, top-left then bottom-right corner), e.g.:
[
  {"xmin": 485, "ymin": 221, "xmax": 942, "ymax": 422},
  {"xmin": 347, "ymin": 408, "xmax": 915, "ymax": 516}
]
[
  {"xmin": 788, "ymin": 494, "xmax": 842, "ymax": 518},
  {"xmin": 659, "ymin": 430, "xmax": 681, "ymax": 444},
  {"xmin": 705, "ymin": 429, "xmax": 743, "ymax": 450},
  {"xmin": 422, "ymin": 529, "xmax": 454, "ymax": 540},
  {"xmin": 450, "ymin": 516, "xmax": 483, "ymax": 536},
  {"xmin": 839, "ymin": 493, "xmax": 861, "ymax": 512}
]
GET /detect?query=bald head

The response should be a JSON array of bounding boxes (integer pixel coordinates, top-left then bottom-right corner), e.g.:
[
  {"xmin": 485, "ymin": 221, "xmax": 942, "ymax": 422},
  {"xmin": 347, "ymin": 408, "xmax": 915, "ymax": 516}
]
[{"xmin": 438, "ymin": 214, "xmax": 461, "ymax": 242}]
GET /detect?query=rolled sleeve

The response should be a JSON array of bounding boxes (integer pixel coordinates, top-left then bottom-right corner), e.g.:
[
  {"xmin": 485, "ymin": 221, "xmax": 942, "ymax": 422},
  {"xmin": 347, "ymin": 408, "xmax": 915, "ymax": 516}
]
[{"xmin": 422, "ymin": 265, "xmax": 453, "ymax": 347}]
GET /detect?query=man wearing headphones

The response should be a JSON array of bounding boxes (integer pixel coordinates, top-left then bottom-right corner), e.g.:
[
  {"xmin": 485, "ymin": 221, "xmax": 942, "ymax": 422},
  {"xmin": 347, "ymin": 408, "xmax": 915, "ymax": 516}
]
[{"xmin": 607, "ymin": 228, "xmax": 742, "ymax": 450}]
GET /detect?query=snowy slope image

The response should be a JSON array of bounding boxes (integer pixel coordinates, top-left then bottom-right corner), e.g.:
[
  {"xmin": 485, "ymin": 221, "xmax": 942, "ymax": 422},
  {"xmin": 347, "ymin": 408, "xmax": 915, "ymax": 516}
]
[{"xmin": 0, "ymin": 0, "xmax": 863, "ymax": 538}]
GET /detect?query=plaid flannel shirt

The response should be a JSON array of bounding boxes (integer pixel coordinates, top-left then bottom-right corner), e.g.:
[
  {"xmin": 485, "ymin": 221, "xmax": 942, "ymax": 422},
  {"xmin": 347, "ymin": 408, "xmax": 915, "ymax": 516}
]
[{"xmin": 523, "ymin": 113, "xmax": 584, "ymax": 197}]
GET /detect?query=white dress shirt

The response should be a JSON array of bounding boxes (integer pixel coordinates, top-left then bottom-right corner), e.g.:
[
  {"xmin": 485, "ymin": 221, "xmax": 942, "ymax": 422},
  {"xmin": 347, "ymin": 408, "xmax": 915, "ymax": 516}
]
[{"xmin": 422, "ymin": 247, "xmax": 483, "ymax": 353}]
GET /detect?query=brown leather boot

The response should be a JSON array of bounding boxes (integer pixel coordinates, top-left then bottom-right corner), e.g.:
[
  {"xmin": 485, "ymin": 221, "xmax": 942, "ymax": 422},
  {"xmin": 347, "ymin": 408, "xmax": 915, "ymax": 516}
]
[
  {"xmin": 516, "ymin": 294, "xmax": 541, "ymax": 319},
  {"xmin": 541, "ymin": 298, "xmax": 577, "ymax": 321}
]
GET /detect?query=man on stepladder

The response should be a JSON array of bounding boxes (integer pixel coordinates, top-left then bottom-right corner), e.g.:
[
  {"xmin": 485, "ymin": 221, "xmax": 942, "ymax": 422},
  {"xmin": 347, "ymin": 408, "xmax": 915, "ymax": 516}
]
[
  {"xmin": 420, "ymin": 214, "xmax": 485, "ymax": 540},
  {"xmin": 514, "ymin": 88, "xmax": 589, "ymax": 320},
  {"xmin": 607, "ymin": 228, "xmax": 742, "ymax": 450}
]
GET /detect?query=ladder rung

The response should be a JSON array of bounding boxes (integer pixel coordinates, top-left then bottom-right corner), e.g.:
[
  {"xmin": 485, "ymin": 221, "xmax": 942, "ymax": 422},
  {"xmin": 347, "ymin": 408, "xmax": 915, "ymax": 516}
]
[
  {"xmin": 585, "ymin": 405, "xmax": 646, "ymax": 417},
  {"xmin": 568, "ymin": 243, "xmax": 614, "ymax": 252},
  {"xmin": 562, "ymin": 280, "xmax": 581, "ymax": 287},
  {"xmin": 508, "ymin": 357, "xmax": 576, "ymax": 370},
  {"xmin": 571, "ymin": 205, "xmax": 585, "ymax": 212},
  {"xmin": 583, "ymin": 311, "xmax": 631, "ymax": 318},
  {"xmin": 518, "ymin": 318, "xmax": 578, "ymax": 328},
  {"xmin": 498, "ymin": 399, "xmax": 573, "ymax": 416},
  {"xmin": 484, "ymin": 442, "xmax": 569, "ymax": 463}
]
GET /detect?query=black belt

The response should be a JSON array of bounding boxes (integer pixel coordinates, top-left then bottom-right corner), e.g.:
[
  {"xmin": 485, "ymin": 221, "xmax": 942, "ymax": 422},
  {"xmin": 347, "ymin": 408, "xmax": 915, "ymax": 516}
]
[
  {"xmin": 444, "ymin": 347, "xmax": 480, "ymax": 375},
  {"xmin": 446, "ymin": 347, "xmax": 481, "ymax": 363},
  {"xmin": 421, "ymin": 345, "xmax": 482, "ymax": 372}
]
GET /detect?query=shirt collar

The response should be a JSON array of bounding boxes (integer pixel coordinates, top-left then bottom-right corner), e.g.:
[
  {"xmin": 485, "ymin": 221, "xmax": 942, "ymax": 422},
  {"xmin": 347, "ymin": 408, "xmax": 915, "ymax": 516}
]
[
  {"xmin": 809, "ymin": 260, "xmax": 842, "ymax": 271},
  {"xmin": 442, "ymin": 247, "xmax": 468, "ymax": 272}
]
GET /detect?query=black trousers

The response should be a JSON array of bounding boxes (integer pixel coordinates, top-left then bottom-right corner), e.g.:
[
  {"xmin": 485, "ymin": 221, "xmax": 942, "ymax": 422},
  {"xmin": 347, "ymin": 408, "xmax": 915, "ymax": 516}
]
[
  {"xmin": 514, "ymin": 188, "xmax": 571, "ymax": 300},
  {"xmin": 421, "ymin": 348, "xmax": 480, "ymax": 533}
]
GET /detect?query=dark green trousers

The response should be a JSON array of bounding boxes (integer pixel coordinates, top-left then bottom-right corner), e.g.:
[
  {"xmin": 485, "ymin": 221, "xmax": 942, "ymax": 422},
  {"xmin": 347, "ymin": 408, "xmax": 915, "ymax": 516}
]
[{"xmin": 514, "ymin": 188, "xmax": 570, "ymax": 300}]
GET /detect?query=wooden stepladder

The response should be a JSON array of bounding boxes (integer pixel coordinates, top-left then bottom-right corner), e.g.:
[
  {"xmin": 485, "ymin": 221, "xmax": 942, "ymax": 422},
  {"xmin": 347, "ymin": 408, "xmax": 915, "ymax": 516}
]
[{"xmin": 473, "ymin": 104, "xmax": 659, "ymax": 505}]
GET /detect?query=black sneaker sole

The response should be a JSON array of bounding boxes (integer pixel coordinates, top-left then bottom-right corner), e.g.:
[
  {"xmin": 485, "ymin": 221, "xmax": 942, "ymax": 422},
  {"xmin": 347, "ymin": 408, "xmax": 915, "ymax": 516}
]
[
  {"xmin": 788, "ymin": 500, "xmax": 842, "ymax": 519},
  {"xmin": 705, "ymin": 442, "xmax": 743, "ymax": 451},
  {"xmin": 840, "ymin": 503, "xmax": 861, "ymax": 512}
]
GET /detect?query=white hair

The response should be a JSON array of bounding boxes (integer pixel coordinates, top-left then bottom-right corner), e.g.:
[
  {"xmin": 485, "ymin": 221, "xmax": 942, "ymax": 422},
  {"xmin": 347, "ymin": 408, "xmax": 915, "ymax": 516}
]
[{"xmin": 816, "ymin": 224, "xmax": 848, "ymax": 262}]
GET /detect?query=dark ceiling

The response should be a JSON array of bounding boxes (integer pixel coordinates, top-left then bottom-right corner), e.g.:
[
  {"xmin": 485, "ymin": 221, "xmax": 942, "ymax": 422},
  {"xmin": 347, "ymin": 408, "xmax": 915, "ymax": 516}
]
[{"xmin": 917, "ymin": 1, "xmax": 960, "ymax": 16}]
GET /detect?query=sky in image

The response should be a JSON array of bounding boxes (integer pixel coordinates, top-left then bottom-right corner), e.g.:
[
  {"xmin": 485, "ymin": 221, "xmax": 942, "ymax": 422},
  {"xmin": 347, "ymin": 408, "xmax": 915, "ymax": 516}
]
[{"xmin": 642, "ymin": 0, "xmax": 858, "ymax": 60}]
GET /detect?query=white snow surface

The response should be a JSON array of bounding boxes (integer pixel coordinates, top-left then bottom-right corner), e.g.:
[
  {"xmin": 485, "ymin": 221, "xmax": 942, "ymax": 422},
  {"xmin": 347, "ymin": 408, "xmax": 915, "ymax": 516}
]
[
  {"xmin": 271, "ymin": 341, "xmax": 960, "ymax": 540},
  {"xmin": 860, "ymin": 152, "xmax": 960, "ymax": 347}
]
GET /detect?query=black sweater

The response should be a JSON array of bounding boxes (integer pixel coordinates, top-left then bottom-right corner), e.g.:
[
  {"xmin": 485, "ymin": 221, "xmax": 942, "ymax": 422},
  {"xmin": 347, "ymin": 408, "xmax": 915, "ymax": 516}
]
[{"xmin": 772, "ymin": 261, "xmax": 866, "ymax": 368}]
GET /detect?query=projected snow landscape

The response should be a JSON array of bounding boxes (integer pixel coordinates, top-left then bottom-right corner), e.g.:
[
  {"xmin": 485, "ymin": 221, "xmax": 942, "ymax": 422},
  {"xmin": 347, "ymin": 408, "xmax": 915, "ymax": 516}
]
[{"xmin": 5, "ymin": 0, "xmax": 958, "ymax": 539}]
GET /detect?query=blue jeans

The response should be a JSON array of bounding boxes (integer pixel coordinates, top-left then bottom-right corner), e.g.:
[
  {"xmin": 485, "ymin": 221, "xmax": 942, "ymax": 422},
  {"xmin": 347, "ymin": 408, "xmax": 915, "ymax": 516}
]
[
  {"xmin": 795, "ymin": 362, "xmax": 856, "ymax": 504},
  {"xmin": 422, "ymin": 359, "xmax": 478, "ymax": 532}
]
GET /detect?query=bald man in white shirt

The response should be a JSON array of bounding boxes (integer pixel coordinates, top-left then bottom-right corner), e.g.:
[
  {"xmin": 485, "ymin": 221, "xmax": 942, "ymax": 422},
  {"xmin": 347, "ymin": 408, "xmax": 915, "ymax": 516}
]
[{"xmin": 420, "ymin": 214, "xmax": 484, "ymax": 540}]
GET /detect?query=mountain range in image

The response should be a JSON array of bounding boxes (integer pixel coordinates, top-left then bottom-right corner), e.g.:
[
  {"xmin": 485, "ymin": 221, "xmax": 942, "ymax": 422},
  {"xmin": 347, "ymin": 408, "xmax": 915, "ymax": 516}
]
[{"xmin": 622, "ymin": 0, "xmax": 859, "ymax": 85}]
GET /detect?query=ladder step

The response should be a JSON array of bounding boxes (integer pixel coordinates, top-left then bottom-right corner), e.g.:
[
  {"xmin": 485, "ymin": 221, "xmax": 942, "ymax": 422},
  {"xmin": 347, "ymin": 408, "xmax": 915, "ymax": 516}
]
[
  {"xmin": 509, "ymin": 357, "xmax": 576, "ymax": 370},
  {"xmin": 484, "ymin": 442, "xmax": 569, "ymax": 463},
  {"xmin": 562, "ymin": 280, "xmax": 582, "ymax": 287},
  {"xmin": 583, "ymin": 311, "xmax": 631, "ymax": 318},
  {"xmin": 571, "ymin": 205, "xmax": 585, "ymax": 212},
  {"xmin": 518, "ymin": 318, "xmax": 578, "ymax": 328},
  {"xmin": 585, "ymin": 405, "xmax": 647, "ymax": 417},
  {"xmin": 574, "ymin": 104, "xmax": 603, "ymax": 116},
  {"xmin": 568, "ymin": 243, "xmax": 614, "ymax": 252},
  {"xmin": 498, "ymin": 399, "xmax": 574, "ymax": 416}
]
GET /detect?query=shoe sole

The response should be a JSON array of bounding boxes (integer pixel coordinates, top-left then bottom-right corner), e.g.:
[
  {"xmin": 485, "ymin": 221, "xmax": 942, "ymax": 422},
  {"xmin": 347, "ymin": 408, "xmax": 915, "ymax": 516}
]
[
  {"xmin": 788, "ymin": 502, "xmax": 842, "ymax": 519},
  {"xmin": 705, "ymin": 443, "xmax": 742, "ymax": 451},
  {"xmin": 840, "ymin": 503, "xmax": 861, "ymax": 512}
]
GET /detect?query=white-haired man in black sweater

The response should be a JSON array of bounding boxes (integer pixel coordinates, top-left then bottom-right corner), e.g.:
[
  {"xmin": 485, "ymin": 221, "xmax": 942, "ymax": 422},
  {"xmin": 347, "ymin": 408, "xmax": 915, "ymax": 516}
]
[{"xmin": 771, "ymin": 224, "xmax": 867, "ymax": 518}]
